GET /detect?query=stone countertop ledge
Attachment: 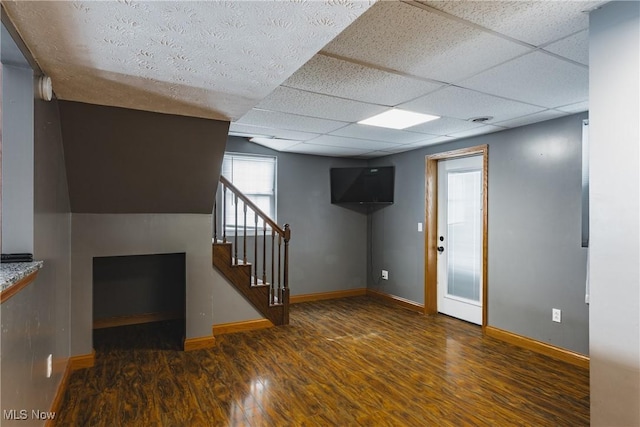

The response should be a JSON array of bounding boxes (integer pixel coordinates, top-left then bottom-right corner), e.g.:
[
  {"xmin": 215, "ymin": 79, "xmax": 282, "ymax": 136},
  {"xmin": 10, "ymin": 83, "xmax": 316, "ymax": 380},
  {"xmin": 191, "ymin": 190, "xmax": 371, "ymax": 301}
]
[{"xmin": 0, "ymin": 261, "xmax": 44, "ymax": 292}]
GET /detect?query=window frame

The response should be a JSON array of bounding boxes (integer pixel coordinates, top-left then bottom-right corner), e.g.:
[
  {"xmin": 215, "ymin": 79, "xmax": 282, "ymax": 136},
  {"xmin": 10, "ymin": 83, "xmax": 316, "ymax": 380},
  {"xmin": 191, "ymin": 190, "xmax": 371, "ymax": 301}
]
[{"xmin": 221, "ymin": 152, "xmax": 278, "ymax": 234}]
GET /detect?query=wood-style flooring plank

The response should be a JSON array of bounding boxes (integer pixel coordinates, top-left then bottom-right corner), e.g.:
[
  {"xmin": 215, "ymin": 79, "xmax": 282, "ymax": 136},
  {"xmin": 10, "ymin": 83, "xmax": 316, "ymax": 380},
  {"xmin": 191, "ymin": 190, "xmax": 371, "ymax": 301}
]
[{"xmin": 54, "ymin": 297, "xmax": 589, "ymax": 426}]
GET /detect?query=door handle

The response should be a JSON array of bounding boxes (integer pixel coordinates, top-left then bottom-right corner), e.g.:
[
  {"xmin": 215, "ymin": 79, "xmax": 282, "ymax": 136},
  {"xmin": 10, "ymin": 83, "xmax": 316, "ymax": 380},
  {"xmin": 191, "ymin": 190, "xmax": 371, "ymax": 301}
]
[{"xmin": 437, "ymin": 246, "xmax": 445, "ymax": 253}]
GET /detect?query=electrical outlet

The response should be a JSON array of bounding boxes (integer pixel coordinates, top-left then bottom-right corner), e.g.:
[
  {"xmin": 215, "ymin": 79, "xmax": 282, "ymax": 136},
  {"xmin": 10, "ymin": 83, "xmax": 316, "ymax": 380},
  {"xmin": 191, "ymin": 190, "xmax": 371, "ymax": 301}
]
[
  {"xmin": 381, "ymin": 270, "xmax": 389, "ymax": 280},
  {"xmin": 46, "ymin": 354, "xmax": 52, "ymax": 378},
  {"xmin": 552, "ymin": 308, "xmax": 562, "ymax": 323}
]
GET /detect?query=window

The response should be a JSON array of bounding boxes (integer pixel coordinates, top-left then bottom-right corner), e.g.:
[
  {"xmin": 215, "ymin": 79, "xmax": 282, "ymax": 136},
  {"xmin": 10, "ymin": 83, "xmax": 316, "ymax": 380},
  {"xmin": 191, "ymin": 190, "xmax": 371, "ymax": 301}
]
[{"xmin": 221, "ymin": 153, "xmax": 277, "ymax": 230}]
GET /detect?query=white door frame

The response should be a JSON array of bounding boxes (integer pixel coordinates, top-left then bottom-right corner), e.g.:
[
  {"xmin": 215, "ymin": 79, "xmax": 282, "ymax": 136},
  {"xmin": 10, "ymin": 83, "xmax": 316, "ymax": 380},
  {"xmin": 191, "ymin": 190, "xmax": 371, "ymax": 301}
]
[{"xmin": 424, "ymin": 145, "xmax": 488, "ymax": 330}]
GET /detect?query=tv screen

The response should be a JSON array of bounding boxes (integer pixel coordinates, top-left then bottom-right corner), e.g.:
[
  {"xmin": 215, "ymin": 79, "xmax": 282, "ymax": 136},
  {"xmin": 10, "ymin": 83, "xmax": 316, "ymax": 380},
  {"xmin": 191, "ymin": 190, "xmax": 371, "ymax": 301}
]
[{"xmin": 330, "ymin": 166, "xmax": 395, "ymax": 204}]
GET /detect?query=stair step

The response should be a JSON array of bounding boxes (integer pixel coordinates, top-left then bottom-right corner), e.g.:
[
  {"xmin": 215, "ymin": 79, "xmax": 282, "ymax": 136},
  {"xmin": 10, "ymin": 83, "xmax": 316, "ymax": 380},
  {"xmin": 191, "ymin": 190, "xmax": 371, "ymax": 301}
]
[{"xmin": 212, "ymin": 233, "xmax": 289, "ymax": 326}]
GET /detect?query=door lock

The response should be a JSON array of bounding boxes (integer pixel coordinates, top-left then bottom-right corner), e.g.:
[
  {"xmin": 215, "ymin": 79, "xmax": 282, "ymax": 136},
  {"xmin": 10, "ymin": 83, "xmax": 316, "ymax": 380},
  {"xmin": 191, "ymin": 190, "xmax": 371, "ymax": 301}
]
[{"xmin": 437, "ymin": 246, "xmax": 445, "ymax": 253}]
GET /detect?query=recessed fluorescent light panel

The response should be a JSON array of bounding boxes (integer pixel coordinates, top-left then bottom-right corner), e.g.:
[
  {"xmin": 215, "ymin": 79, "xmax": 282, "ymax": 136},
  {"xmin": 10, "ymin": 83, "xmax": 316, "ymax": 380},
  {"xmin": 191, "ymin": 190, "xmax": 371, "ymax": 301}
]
[{"xmin": 358, "ymin": 109, "xmax": 440, "ymax": 130}]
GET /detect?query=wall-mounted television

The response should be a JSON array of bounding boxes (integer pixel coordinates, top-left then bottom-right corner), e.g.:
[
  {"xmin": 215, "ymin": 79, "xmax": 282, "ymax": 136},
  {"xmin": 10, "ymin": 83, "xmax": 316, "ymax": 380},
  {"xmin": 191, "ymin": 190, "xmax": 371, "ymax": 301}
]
[{"xmin": 330, "ymin": 166, "xmax": 395, "ymax": 205}]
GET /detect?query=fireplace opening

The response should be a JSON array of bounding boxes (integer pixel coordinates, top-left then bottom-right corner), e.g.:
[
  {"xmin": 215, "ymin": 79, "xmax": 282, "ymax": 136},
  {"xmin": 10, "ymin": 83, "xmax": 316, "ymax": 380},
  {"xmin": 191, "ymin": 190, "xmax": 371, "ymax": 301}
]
[{"xmin": 92, "ymin": 253, "xmax": 186, "ymax": 350}]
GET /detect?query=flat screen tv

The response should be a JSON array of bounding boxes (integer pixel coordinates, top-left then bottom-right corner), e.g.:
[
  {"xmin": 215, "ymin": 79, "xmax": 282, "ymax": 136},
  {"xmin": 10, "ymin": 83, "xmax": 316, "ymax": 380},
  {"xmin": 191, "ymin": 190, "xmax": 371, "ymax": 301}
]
[{"xmin": 330, "ymin": 166, "xmax": 395, "ymax": 204}]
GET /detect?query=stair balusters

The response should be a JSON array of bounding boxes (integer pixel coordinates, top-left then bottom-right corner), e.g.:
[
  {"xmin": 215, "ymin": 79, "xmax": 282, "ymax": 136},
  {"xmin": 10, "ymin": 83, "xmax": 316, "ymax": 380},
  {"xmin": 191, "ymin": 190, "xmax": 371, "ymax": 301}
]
[{"xmin": 213, "ymin": 175, "xmax": 291, "ymax": 325}]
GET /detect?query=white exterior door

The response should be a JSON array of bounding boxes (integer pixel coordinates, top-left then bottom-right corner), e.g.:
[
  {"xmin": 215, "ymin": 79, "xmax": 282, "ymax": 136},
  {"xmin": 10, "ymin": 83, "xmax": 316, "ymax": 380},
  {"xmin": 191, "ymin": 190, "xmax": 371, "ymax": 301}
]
[{"xmin": 437, "ymin": 155, "xmax": 483, "ymax": 325}]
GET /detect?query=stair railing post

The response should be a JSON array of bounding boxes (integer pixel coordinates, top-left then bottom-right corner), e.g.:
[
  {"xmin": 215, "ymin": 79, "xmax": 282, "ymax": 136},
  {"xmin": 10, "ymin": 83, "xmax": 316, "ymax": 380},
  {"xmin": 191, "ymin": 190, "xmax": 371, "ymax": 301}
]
[
  {"xmin": 222, "ymin": 185, "xmax": 227, "ymax": 243},
  {"xmin": 213, "ymin": 191, "xmax": 217, "ymax": 243},
  {"xmin": 282, "ymin": 224, "xmax": 291, "ymax": 325},
  {"xmin": 254, "ymin": 211, "xmax": 258, "ymax": 286},
  {"xmin": 234, "ymin": 193, "xmax": 238, "ymax": 265},
  {"xmin": 283, "ymin": 224, "xmax": 291, "ymax": 292},
  {"xmin": 243, "ymin": 202, "xmax": 247, "ymax": 264},
  {"xmin": 271, "ymin": 229, "xmax": 275, "ymax": 305}
]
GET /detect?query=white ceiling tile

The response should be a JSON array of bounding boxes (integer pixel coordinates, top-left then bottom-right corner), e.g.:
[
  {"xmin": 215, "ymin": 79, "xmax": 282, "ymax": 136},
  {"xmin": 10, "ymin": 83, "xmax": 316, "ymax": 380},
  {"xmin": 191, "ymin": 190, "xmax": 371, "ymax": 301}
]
[
  {"xmin": 329, "ymin": 123, "xmax": 431, "ymax": 144},
  {"xmin": 237, "ymin": 109, "xmax": 347, "ymax": 134},
  {"xmin": 459, "ymin": 51, "xmax": 588, "ymax": 108},
  {"xmin": 306, "ymin": 135, "xmax": 400, "ymax": 151},
  {"xmin": 424, "ymin": 1, "xmax": 598, "ymax": 46},
  {"xmin": 493, "ymin": 110, "xmax": 570, "ymax": 128},
  {"xmin": 282, "ymin": 54, "xmax": 443, "ymax": 106},
  {"xmin": 256, "ymin": 86, "xmax": 387, "ymax": 122},
  {"xmin": 405, "ymin": 117, "xmax": 483, "ymax": 136},
  {"xmin": 556, "ymin": 101, "xmax": 589, "ymax": 114},
  {"xmin": 400, "ymin": 86, "xmax": 545, "ymax": 123},
  {"xmin": 544, "ymin": 30, "xmax": 589, "ymax": 65},
  {"xmin": 447, "ymin": 124, "xmax": 506, "ymax": 139},
  {"xmin": 3, "ymin": 0, "xmax": 374, "ymax": 121},
  {"xmin": 229, "ymin": 123, "xmax": 320, "ymax": 141},
  {"xmin": 352, "ymin": 151, "xmax": 388, "ymax": 159},
  {"xmin": 249, "ymin": 138, "xmax": 300, "ymax": 151},
  {"xmin": 283, "ymin": 143, "xmax": 367, "ymax": 157},
  {"xmin": 322, "ymin": 1, "xmax": 530, "ymax": 83},
  {"xmin": 408, "ymin": 136, "xmax": 457, "ymax": 147},
  {"xmin": 378, "ymin": 145, "xmax": 421, "ymax": 154}
]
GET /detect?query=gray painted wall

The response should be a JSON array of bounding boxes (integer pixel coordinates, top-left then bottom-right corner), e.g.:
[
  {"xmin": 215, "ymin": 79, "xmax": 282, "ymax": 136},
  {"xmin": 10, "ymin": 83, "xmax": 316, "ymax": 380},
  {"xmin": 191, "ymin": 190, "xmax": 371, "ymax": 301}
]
[
  {"xmin": 368, "ymin": 113, "xmax": 589, "ymax": 355},
  {"xmin": 58, "ymin": 101, "xmax": 229, "ymax": 214},
  {"xmin": 1, "ymin": 96, "xmax": 71, "ymax": 422},
  {"xmin": 1, "ymin": 63, "xmax": 33, "ymax": 253},
  {"xmin": 224, "ymin": 137, "xmax": 368, "ymax": 296},
  {"xmin": 589, "ymin": 2, "xmax": 640, "ymax": 425}
]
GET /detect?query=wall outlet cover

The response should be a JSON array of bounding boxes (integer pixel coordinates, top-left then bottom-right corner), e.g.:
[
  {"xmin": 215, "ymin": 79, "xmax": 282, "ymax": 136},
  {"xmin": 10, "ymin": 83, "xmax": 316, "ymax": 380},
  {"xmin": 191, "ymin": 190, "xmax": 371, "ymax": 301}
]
[{"xmin": 381, "ymin": 270, "xmax": 389, "ymax": 280}]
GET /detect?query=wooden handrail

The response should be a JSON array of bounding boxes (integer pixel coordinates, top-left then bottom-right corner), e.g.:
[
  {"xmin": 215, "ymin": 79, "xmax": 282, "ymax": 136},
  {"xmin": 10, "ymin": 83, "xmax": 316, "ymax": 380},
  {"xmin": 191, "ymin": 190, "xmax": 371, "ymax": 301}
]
[
  {"xmin": 213, "ymin": 174, "xmax": 291, "ymax": 324},
  {"xmin": 219, "ymin": 175, "xmax": 284, "ymax": 235}
]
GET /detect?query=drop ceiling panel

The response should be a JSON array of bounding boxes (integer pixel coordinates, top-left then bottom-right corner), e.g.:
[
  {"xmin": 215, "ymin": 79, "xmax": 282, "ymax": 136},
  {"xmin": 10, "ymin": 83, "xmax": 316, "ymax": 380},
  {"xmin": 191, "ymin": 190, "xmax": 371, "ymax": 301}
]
[
  {"xmin": 406, "ymin": 117, "xmax": 484, "ymax": 136},
  {"xmin": 3, "ymin": 0, "xmax": 374, "ymax": 121},
  {"xmin": 408, "ymin": 136, "xmax": 456, "ymax": 147},
  {"xmin": 494, "ymin": 110, "xmax": 570, "ymax": 128},
  {"xmin": 400, "ymin": 86, "xmax": 545, "ymax": 123},
  {"xmin": 459, "ymin": 51, "xmax": 588, "ymax": 108},
  {"xmin": 424, "ymin": 1, "xmax": 598, "ymax": 46},
  {"xmin": 306, "ymin": 135, "xmax": 400, "ymax": 151},
  {"xmin": 249, "ymin": 138, "xmax": 301, "ymax": 151},
  {"xmin": 447, "ymin": 124, "xmax": 506, "ymax": 139},
  {"xmin": 282, "ymin": 143, "xmax": 367, "ymax": 157},
  {"xmin": 322, "ymin": 1, "xmax": 530, "ymax": 83},
  {"xmin": 544, "ymin": 30, "xmax": 589, "ymax": 66},
  {"xmin": 282, "ymin": 54, "xmax": 443, "ymax": 106},
  {"xmin": 228, "ymin": 123, "xmax": 320, "ymax": 141},
  {"xmin": 556, "ymin": 101, "xmax": 589, "ymax": 114},
  {"xmin": 255, "ymin": 86, "xmax": 387, "ymax": 122},
  {"xmin": 236, "ymin": 109, "xmax": 347, "ymax": 134},
  {"xmin": 330, "ymin": 123, "xmax": 432, "ymax": 144}
]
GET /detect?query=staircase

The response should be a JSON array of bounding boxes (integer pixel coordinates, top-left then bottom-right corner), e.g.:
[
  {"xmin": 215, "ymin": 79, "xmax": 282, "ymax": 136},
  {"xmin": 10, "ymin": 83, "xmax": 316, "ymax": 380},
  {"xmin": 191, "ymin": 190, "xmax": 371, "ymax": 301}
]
[{"xmin": 212, "ymin": 176, "xmax": 291, "ymax": 326}]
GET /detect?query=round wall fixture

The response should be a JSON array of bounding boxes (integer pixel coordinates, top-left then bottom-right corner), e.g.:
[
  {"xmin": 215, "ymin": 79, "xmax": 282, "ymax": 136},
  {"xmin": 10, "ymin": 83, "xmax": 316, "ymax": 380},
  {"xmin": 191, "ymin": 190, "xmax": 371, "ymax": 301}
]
[{"xmin": 37, "ymin": 75, "xmax": 53, "ymax": 101}]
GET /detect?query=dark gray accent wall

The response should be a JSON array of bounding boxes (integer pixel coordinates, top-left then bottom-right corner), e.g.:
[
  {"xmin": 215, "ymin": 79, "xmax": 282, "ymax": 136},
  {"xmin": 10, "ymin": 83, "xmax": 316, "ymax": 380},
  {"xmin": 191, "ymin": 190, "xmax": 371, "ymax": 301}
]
[
  {"xmin": 2, "ymin": 96, "xmax": 71, "ymax": 419},
  {"xmin": 225, "ymin": 137, "xmax": 368, "ymax": 295},
  {"xmin": 368, "ymin": 113, "xmax": 589, "ymax": 355},
  {"xmin": 58, "ymin": 101, "xmax": 229, "ymax": 214},
  {"xmin": 93, "ymin": 253, "xmax": 185, "ymax": 320}
]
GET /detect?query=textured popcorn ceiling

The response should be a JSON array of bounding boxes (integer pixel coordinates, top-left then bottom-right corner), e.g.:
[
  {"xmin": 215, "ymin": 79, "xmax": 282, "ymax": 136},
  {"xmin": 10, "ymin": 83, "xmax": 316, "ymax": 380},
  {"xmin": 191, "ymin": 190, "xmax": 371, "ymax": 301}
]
[
  {"xmin": 3, "ymin": 0, "xmax": 374, "ymax": 121},
  {"xmin": 4, "ymin": 0, "xmax": 605, "ymax": 158}
]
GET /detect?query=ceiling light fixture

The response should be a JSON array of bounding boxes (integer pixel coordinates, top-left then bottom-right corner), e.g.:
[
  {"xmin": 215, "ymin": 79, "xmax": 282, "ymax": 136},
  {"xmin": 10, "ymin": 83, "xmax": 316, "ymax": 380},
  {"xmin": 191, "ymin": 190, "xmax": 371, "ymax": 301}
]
[{"xmin": 358, "ymin": 109, "xmax": 440, "ymax": 130}]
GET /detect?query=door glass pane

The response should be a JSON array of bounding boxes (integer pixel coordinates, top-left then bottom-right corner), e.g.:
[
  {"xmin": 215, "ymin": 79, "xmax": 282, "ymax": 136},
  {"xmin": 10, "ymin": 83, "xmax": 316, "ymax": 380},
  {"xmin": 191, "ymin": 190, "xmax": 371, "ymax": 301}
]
[{"xmin": 447, "ymin": 170, "xmax": 482, "ymax": 301}]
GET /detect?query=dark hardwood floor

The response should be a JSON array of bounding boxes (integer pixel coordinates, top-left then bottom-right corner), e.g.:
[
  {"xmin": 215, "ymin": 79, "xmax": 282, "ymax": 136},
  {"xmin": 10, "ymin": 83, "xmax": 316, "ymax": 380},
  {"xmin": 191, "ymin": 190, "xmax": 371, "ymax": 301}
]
[{"xmin": 55, "ymin": 297, "xmax": 589, "ymax": 426}]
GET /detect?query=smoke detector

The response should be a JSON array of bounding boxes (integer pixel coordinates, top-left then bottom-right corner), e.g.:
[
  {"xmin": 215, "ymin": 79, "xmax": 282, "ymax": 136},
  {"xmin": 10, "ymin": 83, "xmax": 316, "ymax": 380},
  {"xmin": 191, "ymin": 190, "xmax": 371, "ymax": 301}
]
[{"xmin": 468, "ymin": 116, "xmax": 493, "ymax": 123}]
